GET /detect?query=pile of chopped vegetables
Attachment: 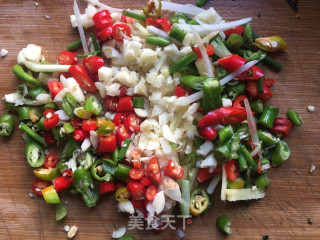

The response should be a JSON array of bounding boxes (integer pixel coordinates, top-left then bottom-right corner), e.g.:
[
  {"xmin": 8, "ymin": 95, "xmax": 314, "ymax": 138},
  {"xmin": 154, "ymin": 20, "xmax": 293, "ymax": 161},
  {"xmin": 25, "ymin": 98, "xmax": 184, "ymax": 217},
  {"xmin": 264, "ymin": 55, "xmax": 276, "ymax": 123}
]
[{"xmin": 0, "ymin": 0, "xmax": 302, "ymax": 236}]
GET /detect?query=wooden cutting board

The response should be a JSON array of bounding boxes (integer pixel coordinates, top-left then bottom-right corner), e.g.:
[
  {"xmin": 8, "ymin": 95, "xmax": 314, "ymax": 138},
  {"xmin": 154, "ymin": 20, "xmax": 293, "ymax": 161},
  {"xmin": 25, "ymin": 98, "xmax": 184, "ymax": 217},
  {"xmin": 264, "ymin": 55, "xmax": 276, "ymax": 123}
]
[{"xmin": 0, "ymin": 0, "xmax": 319, "ymax": 239}]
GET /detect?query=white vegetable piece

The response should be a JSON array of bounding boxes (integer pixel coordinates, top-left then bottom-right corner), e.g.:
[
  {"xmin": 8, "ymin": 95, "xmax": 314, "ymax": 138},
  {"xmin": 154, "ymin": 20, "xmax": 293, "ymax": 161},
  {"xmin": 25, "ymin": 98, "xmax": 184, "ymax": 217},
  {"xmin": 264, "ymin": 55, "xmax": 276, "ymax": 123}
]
[
  {"xmin": 98, "ymin": 66, "xmax": 114, "ymax": 84},
  {"xmin": 175, "ymin": 17, "xmax": 252, "ymax": 35},
  {"xmin": 162, "ymin": 125, "xmax": 176, "ymax": 143},
  {"xmin": 17, "ymin": 50, "xmax": 27, "ymax": 65},
  {"xmin": 307, "ymin": 105, "xmax": 315, "ymax": 112},
  {"xmin": 22, "ymin": 44, "xmax": 42, "ymax": 62},
  {"xmin": 55, "ymin": 110, "xmax": 70, "ymax": 121},
  {"xmin": 73, "ymin": 0, "xmax": 89, "ymax": 53},
  {"xmin": 67, "ymin": 225, "xmax": 78, "ymax": 239},
  {"xmin": 60, "ymin": 76, "xmax": 85, "ymax": 104},
  {"xmin": 161, "ymin": 1, "xmax": 205, "ymax": 15},
  {"xmin": 221, "ymin": 164, "xmax": 227, "ymax": 201},
  {"xmin": 89, "ymin": 130, "xmax": 99, "ymax": 149},
  {"xmin": 112, "ymin": 227, "xmax": 126, "ymax": 239},
  {"xmin": 195, "ymin": 7, "xmax": 223, "ymax": 24},
  {"xmin": 159, "ymin": 137, "xmax": 172, "ymax": 155},
  {"xmin": 1, "ymin": 49, "xmax": 8, "ymax": 57},
  {"xmin": 95, "ymin": 82, "xmax": 106, "ymax": 98},
  {"xmin": 117, "ymin": 201, "xmax": 135, "ymax": 214},
  {"xmin": 106, "ymin": 83, "xmax": 121, "ymax": 96},
  {"xmin": 81, "ymin": 138, "xmax": 91, "ymax": 152},
  {"xmin": 225, "ymin": 189, "xmax": 266, "ymax": 201},
  {"xmin": 222, "ymin": 98, "xmax": 232, "ymax": 107},
  {"xmin": 152, "ymin": 191, "xmax": 165, "ymax": 214},
  {"xmin": 54, "ymin": 88, "xmax": 68, "ymax": 103},
  {"xmin": 200, "ymin": 153, "xmax": 217, "ymax": 168},
  {"xmin": 197, "ymin": 141, "xmax": 214, "ymax": 156},
  {"xmin": 206, "ymin": 173, "xmax": 222, "ymax": 195},
  {"xmin": 160, "ymin": 177, "xmax": 182, "ymax": 202}
]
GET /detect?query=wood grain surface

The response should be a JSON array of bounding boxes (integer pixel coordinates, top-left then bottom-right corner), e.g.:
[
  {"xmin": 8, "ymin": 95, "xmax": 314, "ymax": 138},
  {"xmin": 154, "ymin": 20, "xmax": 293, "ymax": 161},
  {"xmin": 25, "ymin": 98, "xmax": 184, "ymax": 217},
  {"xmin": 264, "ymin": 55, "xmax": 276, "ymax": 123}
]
[{"xmin": 0, "ymin": 0, "xmax": 319, "ymax": 239}]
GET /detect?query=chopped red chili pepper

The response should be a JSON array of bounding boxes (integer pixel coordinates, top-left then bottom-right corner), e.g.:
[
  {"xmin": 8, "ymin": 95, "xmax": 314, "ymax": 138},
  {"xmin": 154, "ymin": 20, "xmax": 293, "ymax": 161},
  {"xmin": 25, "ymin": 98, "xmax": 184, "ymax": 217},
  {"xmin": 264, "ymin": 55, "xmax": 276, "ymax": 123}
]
[
  {"xmin": 199, "ymin": 126, "xmax": 218, "ymax": 141},
  {"xmin": 258, "ymin": 85, "xmax": 273, "ymax": 102},
  {"xmin": 224, "ymin": 25, "xmax": 245, "ymax": 38},
  {"xmin": 197, "ymin": 165, "xmax": 222, "ymax": 182},
  {"xmin": 198, "ymin": 107, "xmax": 247, "ymax": 128},
  {"xmin": 218, "ymin": 54, "xmax": 246, "ymax": 73},
  {"xmin": 237, "ymin": 66, "xmax": 264, "ymax": 80},
  {"xmin": 270, "ymin": 118, "xmax": 292, "ymax": 137}
]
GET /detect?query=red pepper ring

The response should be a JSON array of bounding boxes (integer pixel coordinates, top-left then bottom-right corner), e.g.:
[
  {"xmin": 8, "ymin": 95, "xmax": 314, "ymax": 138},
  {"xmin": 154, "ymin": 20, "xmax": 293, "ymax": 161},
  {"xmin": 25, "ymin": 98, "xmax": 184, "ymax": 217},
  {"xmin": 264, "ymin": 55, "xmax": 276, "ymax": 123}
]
[
  {"xmin": 270, "ymin": 118, "xmax": 292, "ymax": 137},
  {"xmin": 236, "ymin": 66, "xmax": 264, "ymax": 81},
  {"xmin": 198, "ymin": 107, "xmax": 248, "ymax": 128},
  {"xmin": 233, "ymin": 95, "xmax": 248, "ymax": 108}
]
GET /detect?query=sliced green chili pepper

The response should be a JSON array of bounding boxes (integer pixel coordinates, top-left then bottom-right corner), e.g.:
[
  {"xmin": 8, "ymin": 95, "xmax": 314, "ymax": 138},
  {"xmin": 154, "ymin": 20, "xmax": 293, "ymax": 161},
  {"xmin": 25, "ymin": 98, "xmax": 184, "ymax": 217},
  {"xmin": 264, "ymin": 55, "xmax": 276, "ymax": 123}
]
[
  {"xmin": 169, "ymin": 51, "xmax": 198, "ymax": 74},
  {"xmin": 12, "ymin": 64, "xmax": 44, "ymax": 87},
  {"xmin": 169, "ymin": 25, "xmax": 188, "ymax": 43},
  {"xmin": 254, "ymin": 174, "xmax": 271, "ymax": 190},
  {"xmin": 73, "ymin": 166, "xmax": 99, "ymax": 207},
  {"xmin": 223, "ymin": 83, "xmax": 246, "ymax": 101},
  {"xmin": 114, "ymin": 163, "xmax": 131, "ymax": 181},
  {"xmin": 244, "ymin": 168, "xmax": 252, "ymax": 188},
  {"xmin": 62, "ymin": 92, "xmax": 78, "ymax": 118},
  {"xmin": 83, "ymin": 96, "xmax": 102, "ymax": 116},
  {"xmin": 122, "ymin": 10, "xmax": 146, "ymax": 22},
  {"xmin": 214, "ymin": 138, "xmax": 232, "ymax": 163},
  {"xmin": 193, "ymin": 136, "xmax": 205, "ymax": 148},
  {"xmin": 36, "ymin": 116, "xmax": 46, "ymax": 131},
  {"xmin": 238, "ymin": 151, "xmax": 248, "ymax": 172},
  {"xmin": 60, "ymin": 139, "xmax": 80, "ymax": 161},
  {"xmin": 26, "ymin": 87, "xmax": 48, "ymax": 100},
  {"xmin": 118, "ymin": 138, "xmax": 132, "ymax": 162},
  {"xmin": 111, "ymin": 147, "xmax": 119, "ymax": 163},
  {"xmin": 133, "ymin": 97, "xmax": 145, "ymax": 109},
  {"xmin": 257, "ymin": 77, "xmax": 264, "ymax": 93},
  {"xmin": 239, "ymin": 145, "xmax": 258, "ymax": 171},
  {"xmin": 180, "ymin": 75, "xmax": 207, "ymax": 91},
  {"xmin": 146, "ymin": 36, "xmax": 171, "ymax": 47},
  {"xmin": 180, "ymin": 152, "xmax": 197, "ymax": 169},
  {"xmin": 219, "ymin": 125, "xmax": 234, "ymax": 144},
  {"xmin": 43, "ymin": 102, "xmax": 57, "ymax": 111},
  {"xmin": 63, "ymin": 122, "xmax": 75, "ymax": 134},
  {"xmin": 0, "ymin": 113, "xmax": 14, "ymax": 137},
  {"xmin": 236, "ymin": 49, "xmax": 266, "ymax": 62},
  {"xmin": 226, "ymin": 34, "xmax": 244, "ymax": 49},
  {"xmin": 196, "ymin": 0, "xmax": 209, "ymax": 7},
  {"xmin": 90, "ymin": 34, "xmax": 100, "ymax": 52},
  {"xmin": 20, "ymin": 122, "xmax": 47, "ymax": 147},
  {"xmin": 33, "ymin": 168, "xmax": 60, "ymax": 181},
  {"xmin": 190, "ymin": 188, "xmax": 209, "ymax": 216},
  {"xmin": 16, "ymin": 107, "xmax": 30, "ymax": 121},
  {"xmin": 78, "ymin": 152, "xmax": 94, "ymax": 170},
  {"xmin": 258, "ymin": 105, "xmax": 279, "ymax": 128},
  {"xmin": 76, "ymin": 50, "xmax": 102, "ymax": 58},
  {"xmin": 42, "ymin": 185, "xmax": 61, "ymax": 204},
  {"xmin": 115, "ymin": 187, "xmax": 131, "ymax": 202},
  {"xmin": 67, "ymin": 39, "xmax": 82, "ymax": 51},
  {"xmin": 230, "ymin": 133, "xmax": 240, "ymax": 159},
  {"xmin": 271, "ymin": 140, "xmax": 290, "ymax": 167},
  {"xmin": 53, "ymin": 202, "xmax": 67, "ymax": 221},
  {"xmin": 260, "ymin": 157, "xmax": 270, "ymax": 171},
  {"xmin": 216, "ymin": 215, "xmax": 233, "ymax": 235},
  {"xmin": 217, "ymin": 67, "xmax": 228, "ymax": 79},
  {"xmin": 287, "ymin": 109, "xmax": 302, "ymax": 126},
  {"xmin": 56, "ymin": 161, "xmax": 68, "ymax": 174},
  {"xmin": 101, "ymin": 159, "xmax": 118, "ymax": 175},
  {"xmin": 180, "ymin": 62, "xmax": 199, "ymax": 75},
  {"xmin": 25, "ymin": 140, "xmax": 45, "ymax": 168},
  {"xmin": 170, "ymin": 12, "xmax": 192, "ymax": 24},
  {"xmin": 202, "ymin": 78, "xmax": 223, "ymax": 113},
  {"xmin": 227, "ymin": 177, "xmax": 245, "ymax": 189},
  {"xmin": 169, "ymin": 142, "xmax": 178, "ymax": 149},
  {"xmin": 250, "ymin": 99, "xmax": 264, "ymax": 114},
  {"xmin": 257, "ymin": 130, "xmax": 278, "ymax": 146},
  {"xmin": 91, "ymin": 159, "xmax": 113, "ymax": 182}
]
